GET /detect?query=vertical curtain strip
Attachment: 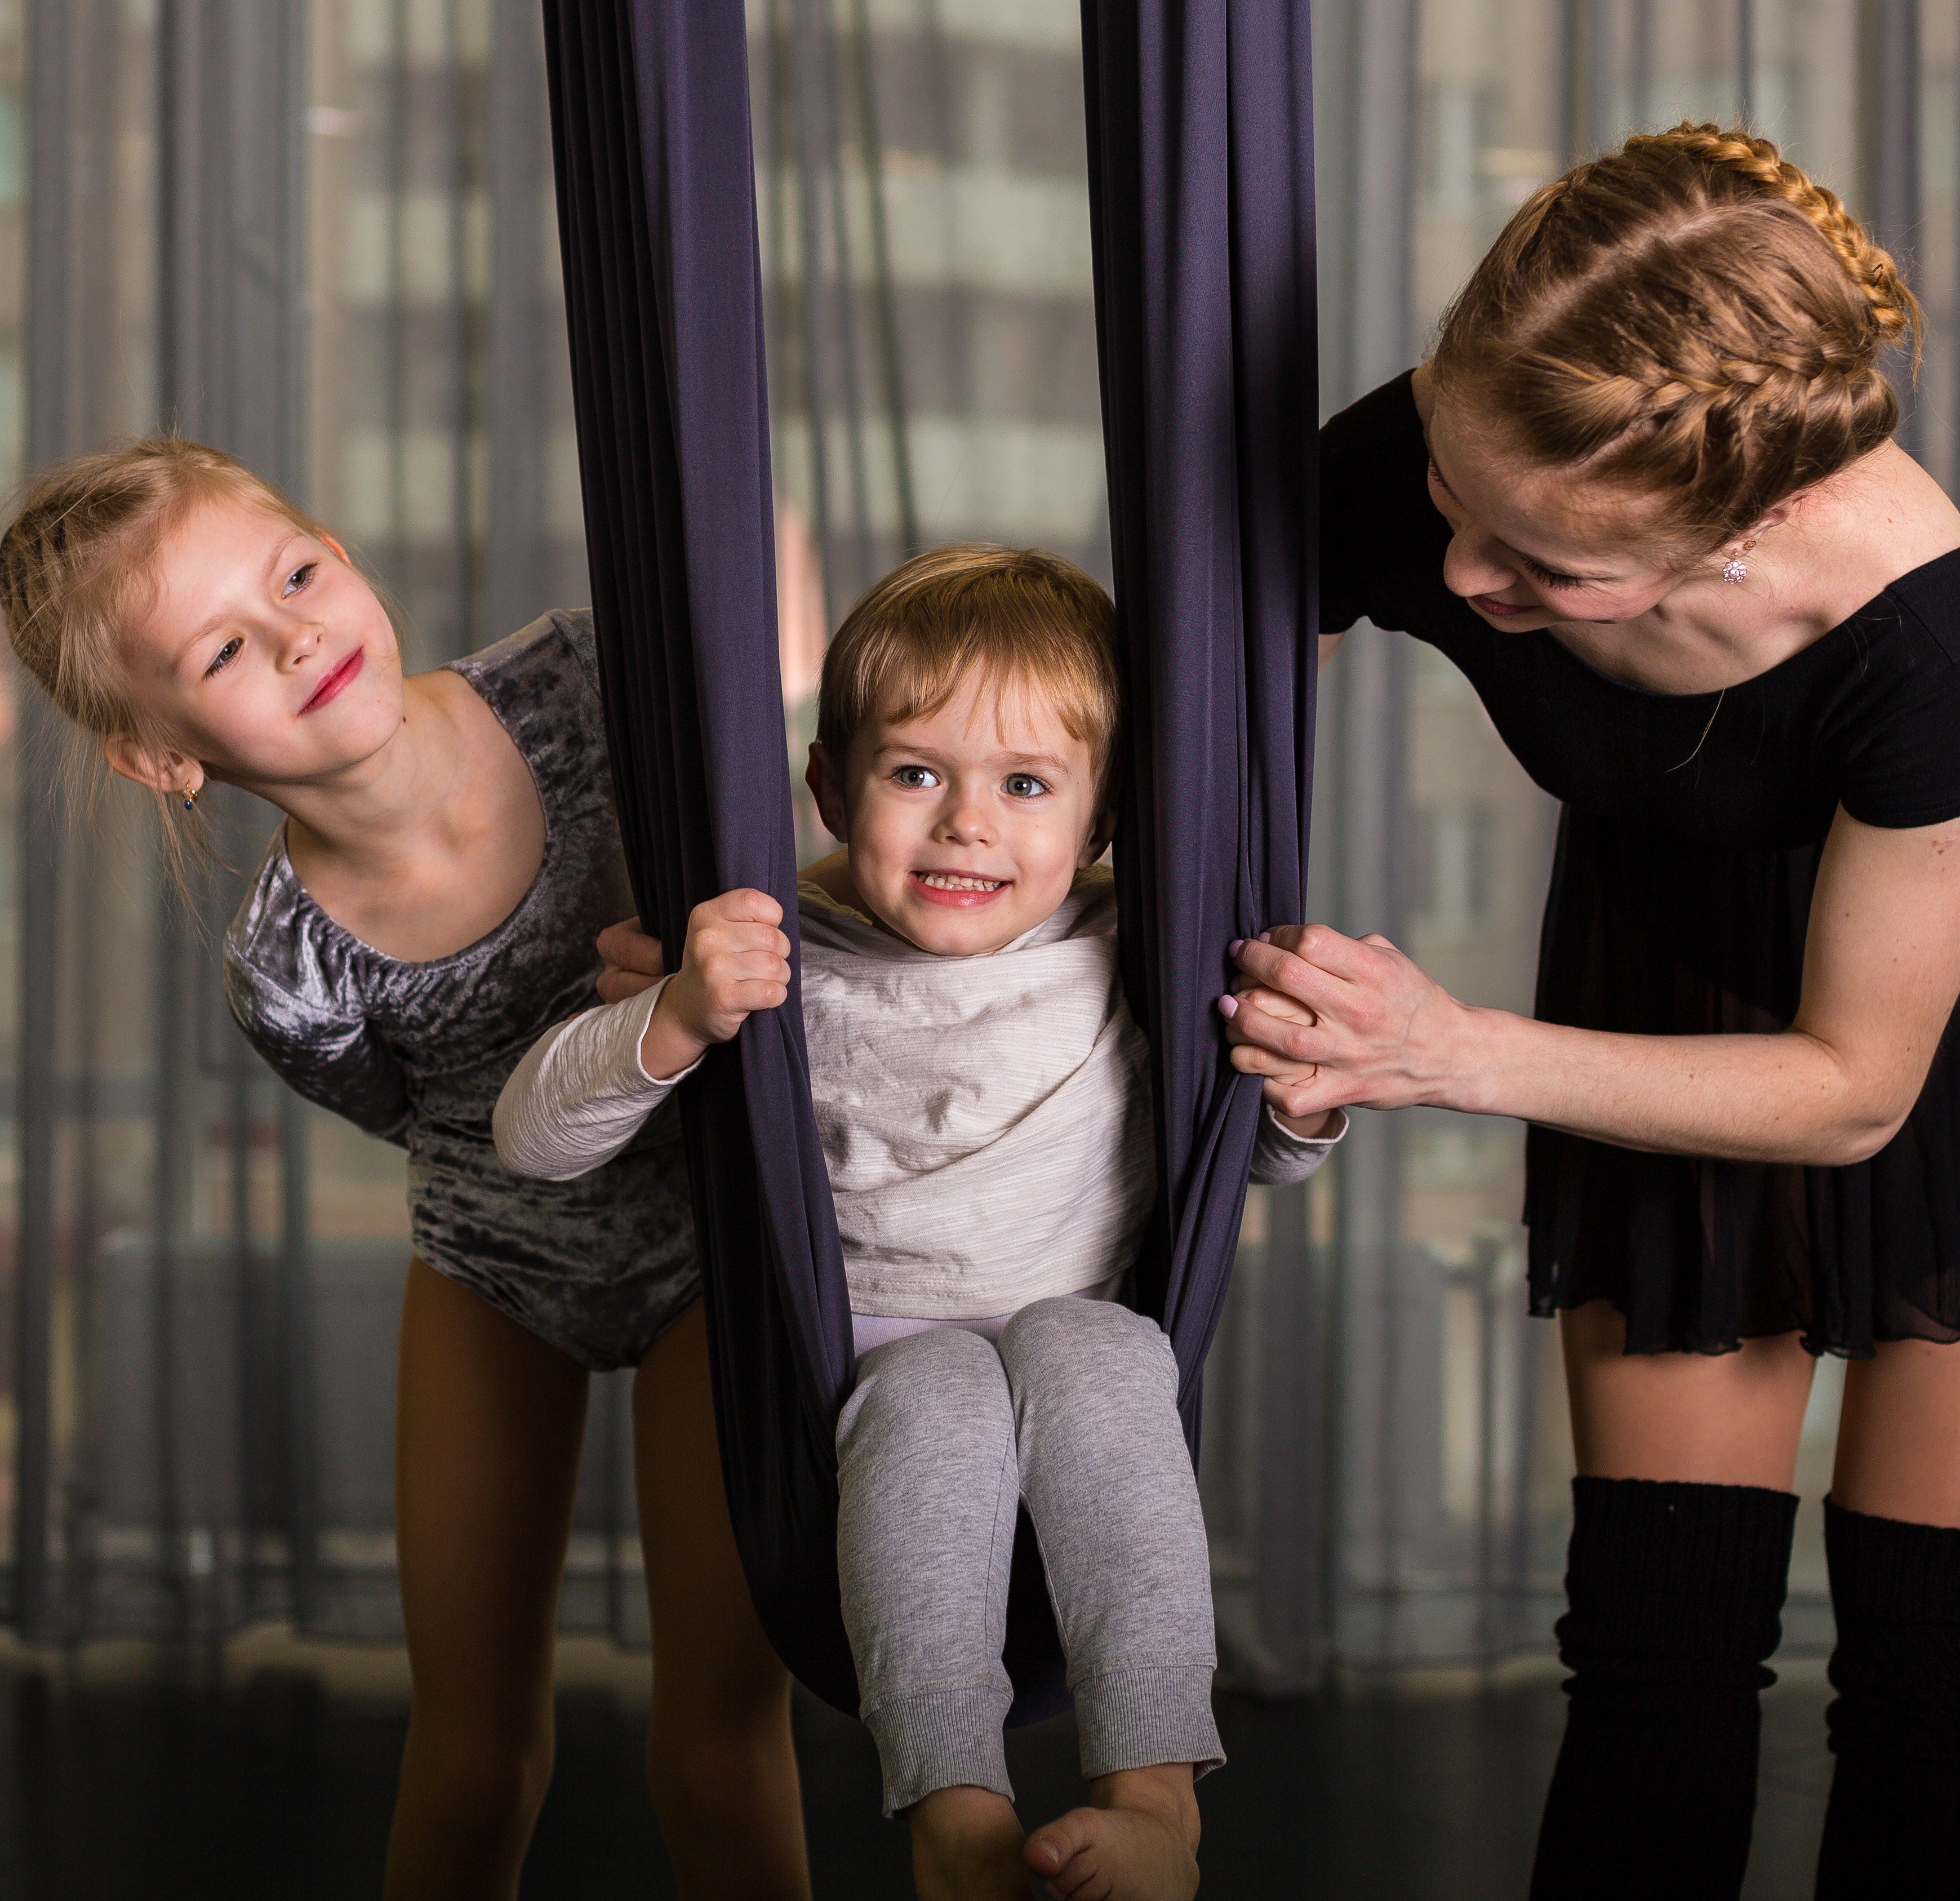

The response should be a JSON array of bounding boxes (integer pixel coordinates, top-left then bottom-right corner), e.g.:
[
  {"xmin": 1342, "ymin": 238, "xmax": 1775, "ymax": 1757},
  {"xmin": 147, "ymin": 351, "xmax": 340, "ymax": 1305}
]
[
  {"xmin": 540, "ymin": 0, "xmax": 859, "ymax": 1709},
  {"xmin": 1081, "ymin": 0, "xmax": 1318, "ymax": 1431}
]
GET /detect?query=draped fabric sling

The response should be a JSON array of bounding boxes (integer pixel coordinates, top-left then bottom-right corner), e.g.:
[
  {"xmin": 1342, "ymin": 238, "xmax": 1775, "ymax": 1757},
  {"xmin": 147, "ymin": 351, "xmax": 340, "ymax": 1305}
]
[
  {"xmin": 1083, "ymin": 0, "xmax": 1319, "ymax": 1410},
  {"xmin": 540, "ymin": 0, "xmax": 1317, "ymax": 1719},
  {"xmin": 541, "ymin": 0, "xmax": 856, "ymax": 1711}
]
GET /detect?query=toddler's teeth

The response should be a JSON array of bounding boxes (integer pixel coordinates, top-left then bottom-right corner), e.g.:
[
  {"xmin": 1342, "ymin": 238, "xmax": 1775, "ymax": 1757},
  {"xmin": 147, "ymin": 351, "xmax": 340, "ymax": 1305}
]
[{"xmin": 919, "ymin": 872, "xmax": 1003, "ymax": 892}]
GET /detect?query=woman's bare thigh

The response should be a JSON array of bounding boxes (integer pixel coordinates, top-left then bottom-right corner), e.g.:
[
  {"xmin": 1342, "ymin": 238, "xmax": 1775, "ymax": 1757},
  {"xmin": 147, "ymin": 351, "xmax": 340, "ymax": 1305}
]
[
  {"xmin": 1833, "ymin": 1336, "xmax": 1960, "ymax": 1527},
  {"xmin": 1561, "ymin": 1299, "xmax": 1817, "ymax": 1490}
]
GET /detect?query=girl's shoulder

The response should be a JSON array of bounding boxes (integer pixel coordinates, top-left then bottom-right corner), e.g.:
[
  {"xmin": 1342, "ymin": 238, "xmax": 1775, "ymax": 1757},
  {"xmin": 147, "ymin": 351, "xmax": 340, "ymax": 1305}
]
[
  {"xmin": 1825, "ymin": 550, "xmax": 1960, "ymax": 830},
  {"xmin": 446, "ymin": 608, "xmax": 601, "ymax": 721},
  {"xmin": 223, "ymin": 824, "xmax": 358, "ymax": 1027},
  {"xmin": 445, "ymin": 608, "xmax": 621, "ymax": 831}
]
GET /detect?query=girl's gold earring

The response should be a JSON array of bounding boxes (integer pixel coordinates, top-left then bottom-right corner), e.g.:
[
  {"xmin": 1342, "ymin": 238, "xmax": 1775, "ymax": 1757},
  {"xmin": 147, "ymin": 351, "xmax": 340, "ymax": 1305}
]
[{"xmin": 182, "ymin": 783, "xmax": 200, "ymax": 812}]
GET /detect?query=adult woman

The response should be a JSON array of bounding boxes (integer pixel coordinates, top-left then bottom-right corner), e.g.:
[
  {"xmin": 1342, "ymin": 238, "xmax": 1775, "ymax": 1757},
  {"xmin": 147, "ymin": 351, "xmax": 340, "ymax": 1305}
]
[
  {"xmin": 0, "ymin": 445, "xmax": 810, "ymax": 1901},
  {"xmin": 1224, "ymin": 125, "xmax": 1960, "ymax": 1898}
]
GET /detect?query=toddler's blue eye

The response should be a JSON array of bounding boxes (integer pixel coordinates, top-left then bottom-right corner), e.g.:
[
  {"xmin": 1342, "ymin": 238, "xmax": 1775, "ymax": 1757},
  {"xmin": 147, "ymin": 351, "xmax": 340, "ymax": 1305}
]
[
  {"xmin": 1004, "ymin": 773, "xmax": 1047, "ymax": 798},
  {"xmin": 894, "ymin": 765, "xmax": 939, "ymax": 789}
]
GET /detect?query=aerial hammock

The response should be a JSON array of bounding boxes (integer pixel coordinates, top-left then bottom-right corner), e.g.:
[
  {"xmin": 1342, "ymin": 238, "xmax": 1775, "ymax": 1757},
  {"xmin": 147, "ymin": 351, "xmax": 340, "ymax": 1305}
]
[{"xmin": 540, "ymin": 0, "xmax": 1317, "ymax": 1719}]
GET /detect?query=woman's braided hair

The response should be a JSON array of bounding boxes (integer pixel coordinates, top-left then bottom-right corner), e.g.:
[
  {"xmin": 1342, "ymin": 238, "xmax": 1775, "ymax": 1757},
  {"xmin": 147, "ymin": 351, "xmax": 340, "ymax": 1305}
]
[{"xmin": 1433, "ymin": 122, "xmax": 1921, "ymax": 552}]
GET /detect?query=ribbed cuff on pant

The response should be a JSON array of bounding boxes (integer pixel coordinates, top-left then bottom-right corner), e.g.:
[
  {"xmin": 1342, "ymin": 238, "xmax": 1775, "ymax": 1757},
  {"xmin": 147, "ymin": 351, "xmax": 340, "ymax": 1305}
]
[
  {"xmin": 1073, "ymin": 1663, "xmax": 1224, "ymax": 1782},
  {"xmin": 862, "ymin": 1684, "xmax": 1015, "ymax": 1818}
]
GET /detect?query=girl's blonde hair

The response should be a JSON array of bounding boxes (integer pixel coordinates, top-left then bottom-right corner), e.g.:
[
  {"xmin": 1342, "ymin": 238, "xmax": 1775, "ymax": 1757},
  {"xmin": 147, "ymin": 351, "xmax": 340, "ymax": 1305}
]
[
  {"xmin": 0, "ymin": 438, "xmax": 335, "ymax": 894},
  {"xmin": 1433, "ymin": 122, "xmax": 1922, "ymax": 553}
]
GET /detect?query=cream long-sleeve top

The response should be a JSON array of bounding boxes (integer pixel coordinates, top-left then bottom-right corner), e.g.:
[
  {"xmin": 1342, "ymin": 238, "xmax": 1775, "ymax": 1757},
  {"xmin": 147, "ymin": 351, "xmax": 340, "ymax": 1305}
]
[{"xmin": 494, "ymin": 866, "xmax": 1345, "ymax": 1323}]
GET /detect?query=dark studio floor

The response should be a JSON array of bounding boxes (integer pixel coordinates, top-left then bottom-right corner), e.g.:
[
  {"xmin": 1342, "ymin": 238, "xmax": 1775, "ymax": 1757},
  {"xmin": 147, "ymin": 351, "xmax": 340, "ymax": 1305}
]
[{"xmin": 0, "ymin": 1635, "xmax": 1835, "ymax": 1900}]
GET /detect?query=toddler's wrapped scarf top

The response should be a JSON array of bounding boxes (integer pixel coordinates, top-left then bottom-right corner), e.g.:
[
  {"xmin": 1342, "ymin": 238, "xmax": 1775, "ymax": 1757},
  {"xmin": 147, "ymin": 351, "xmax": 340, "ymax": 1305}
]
[{"xmin": 798, "ymin": 866, "xmax": 1155, "ymax": 1320}]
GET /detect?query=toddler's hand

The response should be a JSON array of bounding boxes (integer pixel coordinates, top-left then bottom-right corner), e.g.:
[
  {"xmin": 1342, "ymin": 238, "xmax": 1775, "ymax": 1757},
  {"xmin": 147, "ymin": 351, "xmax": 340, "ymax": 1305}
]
[
  {"xmin": 1244, "ymin": 991, "xmax": 1328, "ymax": 1127},
  {"xmin": 640, "ymin": 890, "xmax": 791, "ymax": 1080},
  {"xmin": 596, "ymin": 915, "xmax": 665, "ymax": 1003}
]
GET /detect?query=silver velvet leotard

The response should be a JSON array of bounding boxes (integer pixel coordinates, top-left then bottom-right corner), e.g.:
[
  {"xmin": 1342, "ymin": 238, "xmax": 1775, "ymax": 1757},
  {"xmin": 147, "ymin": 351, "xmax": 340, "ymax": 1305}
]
[{"xmin": 224, "ymin": 610, "xmax": 697, "ymax": 1370}]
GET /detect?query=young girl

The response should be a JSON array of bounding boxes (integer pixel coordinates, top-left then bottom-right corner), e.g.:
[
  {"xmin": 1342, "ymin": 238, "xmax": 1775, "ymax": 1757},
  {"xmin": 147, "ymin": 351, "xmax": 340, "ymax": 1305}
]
[{"xmin": 0, "ymin": 440, "xmax": 811, "ymax": 1901}]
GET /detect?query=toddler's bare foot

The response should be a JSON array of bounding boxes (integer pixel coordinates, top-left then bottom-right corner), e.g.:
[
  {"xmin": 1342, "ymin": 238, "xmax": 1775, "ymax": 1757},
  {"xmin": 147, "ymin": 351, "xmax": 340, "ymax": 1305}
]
[
  {"xmin": 910, "ymin": 1784, "xmax": 1030, "ymax": 1901},
  {"xmin": 1024, "ymin": 1764, "xmax": 1200, "ymax": 1900}
]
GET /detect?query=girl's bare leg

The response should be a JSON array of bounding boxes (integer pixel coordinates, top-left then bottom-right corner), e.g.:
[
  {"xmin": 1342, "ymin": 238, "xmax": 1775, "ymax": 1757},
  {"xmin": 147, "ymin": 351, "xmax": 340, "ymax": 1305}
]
[
  {"xmin": 635, "ymin": 1301, "xmax": 812, "ymax": 1900},
  {"xmin": 385, "ymin": 1258, "xmax": 591, "ymax": 1901}
]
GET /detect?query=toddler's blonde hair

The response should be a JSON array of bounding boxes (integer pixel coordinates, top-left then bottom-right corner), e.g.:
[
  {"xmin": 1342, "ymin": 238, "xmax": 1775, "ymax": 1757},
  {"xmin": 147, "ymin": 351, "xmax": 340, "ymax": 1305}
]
[{"xmin": 817, "ymin": 544, "xmax": 1122, "ymax": 804}]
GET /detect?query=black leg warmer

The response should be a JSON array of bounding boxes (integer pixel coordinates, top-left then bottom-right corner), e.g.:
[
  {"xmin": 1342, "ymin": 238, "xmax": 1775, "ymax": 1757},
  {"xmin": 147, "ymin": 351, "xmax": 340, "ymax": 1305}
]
[
  {"xmin": 1815, "ymin": 1498, "xmax": 1960, "ymax": 1900},
  {"xmin": 1529, "ymin": 1476, "xmax": 1799, "ymax": 1901}
]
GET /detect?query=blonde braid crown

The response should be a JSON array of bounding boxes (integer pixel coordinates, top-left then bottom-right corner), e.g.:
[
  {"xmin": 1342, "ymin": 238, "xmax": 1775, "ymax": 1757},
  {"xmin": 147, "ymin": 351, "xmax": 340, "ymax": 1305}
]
[{"xmin": 1432, "ymin": 123, "xmax": 1921, "ymax": 551}]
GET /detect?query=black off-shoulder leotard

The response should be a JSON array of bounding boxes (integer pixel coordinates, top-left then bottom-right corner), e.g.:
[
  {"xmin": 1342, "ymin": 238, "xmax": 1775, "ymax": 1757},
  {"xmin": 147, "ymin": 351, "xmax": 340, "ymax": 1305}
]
[{"xmin": 1322, "ymin": 372, "xmax": 1960, "ymax": 1356}]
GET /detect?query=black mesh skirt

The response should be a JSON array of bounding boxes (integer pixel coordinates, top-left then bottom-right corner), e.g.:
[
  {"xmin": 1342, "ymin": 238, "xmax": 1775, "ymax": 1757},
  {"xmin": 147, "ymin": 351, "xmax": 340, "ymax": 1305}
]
[{"xmin": 1525, "ymin": 807, "xmax": 1960, "ymax": 1358}]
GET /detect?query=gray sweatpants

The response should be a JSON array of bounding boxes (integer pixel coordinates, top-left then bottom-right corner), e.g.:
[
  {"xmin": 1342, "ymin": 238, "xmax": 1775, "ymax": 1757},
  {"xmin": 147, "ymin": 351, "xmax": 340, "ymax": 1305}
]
[{"xmin": 835, "ymin": 1296, "xmax": 1224, "ymax": 1815}]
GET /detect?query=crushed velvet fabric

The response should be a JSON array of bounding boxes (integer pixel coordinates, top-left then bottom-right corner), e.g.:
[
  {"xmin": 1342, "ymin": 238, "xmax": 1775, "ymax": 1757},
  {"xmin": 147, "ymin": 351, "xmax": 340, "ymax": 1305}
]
[{"xmin": 225, "ymin": 610, "xmax": 697, "ymax": 1370}]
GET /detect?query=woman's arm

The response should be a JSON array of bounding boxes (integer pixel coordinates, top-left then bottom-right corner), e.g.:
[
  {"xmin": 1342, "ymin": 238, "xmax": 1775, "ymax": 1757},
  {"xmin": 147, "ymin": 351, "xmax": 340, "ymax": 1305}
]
[{"xmin": 1224, "ymin": 805, "xmax": 1960, "ymax": 1167}]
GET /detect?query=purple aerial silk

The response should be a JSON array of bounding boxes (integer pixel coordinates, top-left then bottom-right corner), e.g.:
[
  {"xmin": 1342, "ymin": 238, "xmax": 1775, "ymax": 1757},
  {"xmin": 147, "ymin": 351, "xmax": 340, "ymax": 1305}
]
[
  {"xmin": 1084, "ymin": 0, "xmax": 1320, "ymax": 1413},
  {"xmin": 541, "ymin": 0, "xmax": 1315, "ymax": 1720}
]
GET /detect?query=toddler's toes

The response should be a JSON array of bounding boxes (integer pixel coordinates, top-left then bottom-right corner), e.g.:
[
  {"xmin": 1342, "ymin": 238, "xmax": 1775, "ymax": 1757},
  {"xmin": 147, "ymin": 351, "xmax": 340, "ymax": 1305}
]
[{"xmin": 1024, "ymin": 1804, "xmax": 1198, "ymax": 1901}]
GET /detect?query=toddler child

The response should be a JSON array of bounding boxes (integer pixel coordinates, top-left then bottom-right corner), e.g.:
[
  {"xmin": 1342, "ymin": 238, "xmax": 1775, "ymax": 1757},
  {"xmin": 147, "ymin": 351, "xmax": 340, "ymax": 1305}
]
[{"xmin": 495, "ymin": 545, "xmax": 1343, "ymax": 1901}]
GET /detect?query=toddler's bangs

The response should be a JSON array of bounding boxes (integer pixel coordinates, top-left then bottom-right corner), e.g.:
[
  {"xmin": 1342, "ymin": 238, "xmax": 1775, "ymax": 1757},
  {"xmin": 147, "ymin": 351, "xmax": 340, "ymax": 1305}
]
[{"xmin": 817, "ymin": 544, "xmax": 1120, "ymax": 790}]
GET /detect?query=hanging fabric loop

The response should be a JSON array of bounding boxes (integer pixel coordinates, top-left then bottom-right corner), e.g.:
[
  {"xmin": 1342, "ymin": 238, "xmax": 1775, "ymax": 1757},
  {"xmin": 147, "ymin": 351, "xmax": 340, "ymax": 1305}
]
[
  {"xmin": 541, "ymin": 0, "xmax": 1317, "ymax": 1718},
  {"xmin": 542, "ymin": 0, "xmax": 858, "ymax": 1709},
  {"xmin": 1083, "ymin": 0, "xmax": 1321, "ymax": 1425}
]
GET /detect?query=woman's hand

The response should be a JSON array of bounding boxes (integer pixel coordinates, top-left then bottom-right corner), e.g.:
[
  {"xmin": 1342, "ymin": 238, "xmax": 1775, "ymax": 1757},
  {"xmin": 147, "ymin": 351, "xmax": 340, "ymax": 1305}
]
[
  {"xmin": 596, "ymin": 915, "xmax": 665, "ymax": 1003},
  {"xmin": 638, "ymin": 890, "xmax": 792, "ymax": 1082},
  {"xmin": 1221, "ymin": 925, "xmax": 1474, "ymax": 1118},
  {"xmin": 1227, "ymin": 809, "xmax": 1960, "ymax": 1167}
]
